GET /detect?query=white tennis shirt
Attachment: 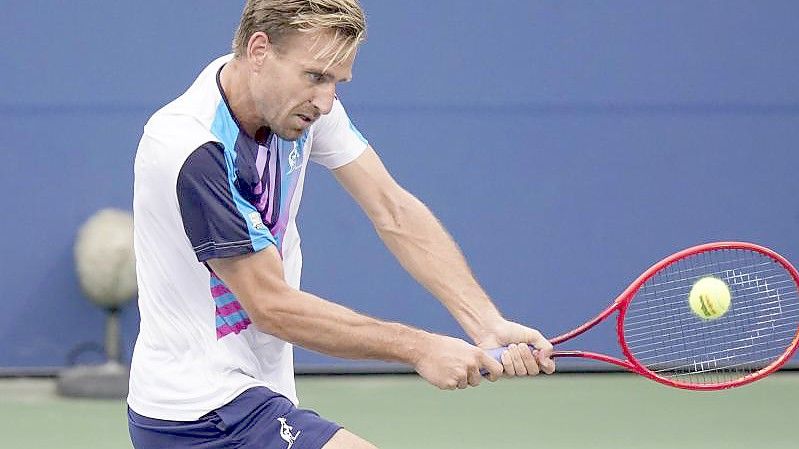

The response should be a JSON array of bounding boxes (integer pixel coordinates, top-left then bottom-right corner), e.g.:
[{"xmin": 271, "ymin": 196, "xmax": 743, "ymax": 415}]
[{"xmin": 128, "ymin": 54, "xmax": 368, "ymax": 420}]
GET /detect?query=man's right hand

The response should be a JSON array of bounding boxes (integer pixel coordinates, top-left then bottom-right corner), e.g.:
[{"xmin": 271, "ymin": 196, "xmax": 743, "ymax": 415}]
[{"xmin": 412, "ymin": 334, "xmax": 503, "ymax": 389}]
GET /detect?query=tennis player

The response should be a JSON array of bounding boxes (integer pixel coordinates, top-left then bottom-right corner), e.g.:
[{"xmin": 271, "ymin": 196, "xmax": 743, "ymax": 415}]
[{"xmin": 128, "ymin": 1, "xmax": 555, "ymax": 448}]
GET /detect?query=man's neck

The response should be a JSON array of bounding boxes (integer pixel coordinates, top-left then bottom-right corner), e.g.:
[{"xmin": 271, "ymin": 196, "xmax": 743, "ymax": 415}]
[{"xmin": 219, "ymin": 59, "xmax": 263, "ymax": 139}]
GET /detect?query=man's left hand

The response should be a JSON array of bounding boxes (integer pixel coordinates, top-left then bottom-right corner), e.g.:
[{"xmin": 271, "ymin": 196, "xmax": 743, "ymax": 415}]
[{"xmin": 475, "ymin": 319, "xmax": 556, "ymax": 377}]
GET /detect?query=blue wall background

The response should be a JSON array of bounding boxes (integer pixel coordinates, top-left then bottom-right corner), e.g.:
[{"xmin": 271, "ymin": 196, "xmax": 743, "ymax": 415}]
[{"xmin": 1, "ymin": 1, "xmax": 798, "ymax": 371}]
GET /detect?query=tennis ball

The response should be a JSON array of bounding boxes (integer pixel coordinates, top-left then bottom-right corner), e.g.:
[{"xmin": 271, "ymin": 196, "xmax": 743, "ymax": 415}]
[{"xmin": 688, "ymin": 276, "xmax": 731, "ymax": 320}]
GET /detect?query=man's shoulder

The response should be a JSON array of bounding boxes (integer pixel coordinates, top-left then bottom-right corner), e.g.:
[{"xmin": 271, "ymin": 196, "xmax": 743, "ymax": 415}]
[
  {"xmin": 142, "ymin": 54, "xmax": 234, "ymax": 145},
  {"xmin": 139, "ymin": 57, "xmax": 234, "ymax": 160},
  {"xmin": 136, "ymin": 105, "xmax": 220, "ymax": 183},
  {"xmin": 140, "ymin": 108, "xmax": 218, "ymax": 162}
]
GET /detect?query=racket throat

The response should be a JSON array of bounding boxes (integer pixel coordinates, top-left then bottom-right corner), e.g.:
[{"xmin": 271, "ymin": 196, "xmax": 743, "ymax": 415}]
[{"xmin": 553, "ymin": 350, "xmax": 636, "ymax": 371}]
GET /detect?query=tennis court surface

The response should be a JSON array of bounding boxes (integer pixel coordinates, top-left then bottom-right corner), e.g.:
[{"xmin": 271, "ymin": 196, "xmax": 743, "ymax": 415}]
[{"xmin": 2, "ymin": 372, "xmax": 796, "ymax": 448}]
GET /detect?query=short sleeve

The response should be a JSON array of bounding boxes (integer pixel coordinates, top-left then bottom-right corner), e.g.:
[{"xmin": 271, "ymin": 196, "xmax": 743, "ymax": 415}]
[
  {"xmin": 309, "ymin": 97, "xmax": 369, "ymax": 169},
  {"xmin": 177, "ymin": 142, "xmax": 276, "ymax": 262}
]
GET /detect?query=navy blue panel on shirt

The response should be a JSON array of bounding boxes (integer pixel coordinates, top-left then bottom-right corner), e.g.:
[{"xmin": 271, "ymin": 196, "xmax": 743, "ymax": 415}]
[{"xmin": 177, "ymin": 141, "xmax": 259, "ymax": 261}]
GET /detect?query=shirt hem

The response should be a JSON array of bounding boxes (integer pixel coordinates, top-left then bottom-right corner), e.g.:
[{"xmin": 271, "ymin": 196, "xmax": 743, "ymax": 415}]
[{"xmin": 127, "ymin": 380, "xmax": 286, "ymax": 422}]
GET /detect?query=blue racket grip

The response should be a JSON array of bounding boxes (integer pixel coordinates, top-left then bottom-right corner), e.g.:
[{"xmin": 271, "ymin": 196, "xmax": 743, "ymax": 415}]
[{"xmin": 479, "ymin": 345, "xmax": 537, "ymax": 376}]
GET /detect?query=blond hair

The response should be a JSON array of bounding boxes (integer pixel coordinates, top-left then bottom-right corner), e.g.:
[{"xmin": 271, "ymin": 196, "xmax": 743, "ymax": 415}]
[{"xmin": 233, "ymin": 0, "xmax": 366, "ymax": 68}]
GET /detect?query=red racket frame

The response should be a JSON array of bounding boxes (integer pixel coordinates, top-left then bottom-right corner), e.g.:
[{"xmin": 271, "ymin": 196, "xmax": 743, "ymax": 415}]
[{"xmin": 548, "ymin": 241, "xmax": 799, "ymax": 390}]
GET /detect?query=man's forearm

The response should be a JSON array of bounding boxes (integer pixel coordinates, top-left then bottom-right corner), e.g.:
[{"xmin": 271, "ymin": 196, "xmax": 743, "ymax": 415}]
[
  {"xmin": 371, "ymin": 190, "xmax": 503, "ymax": 341},
  {"xmin": 252, "ymin": 287, "xmax": 429, "ymax": 364},
  {"xmin": 208, "ymin": 249, "xmax": 434, "ymax": 365}
]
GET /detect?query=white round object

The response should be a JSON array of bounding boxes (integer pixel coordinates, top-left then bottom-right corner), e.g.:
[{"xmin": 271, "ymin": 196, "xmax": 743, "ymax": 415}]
[{"xmin": 74, "ymin": 208, "xmax": 137, "ymax": 307}]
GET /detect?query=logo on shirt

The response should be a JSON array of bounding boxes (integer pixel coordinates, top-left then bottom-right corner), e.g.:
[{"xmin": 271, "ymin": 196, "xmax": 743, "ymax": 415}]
[
  {"xmin": 286, "ymin": 142, "xmax": 302, "ymax": 175},
  {"xmin": 277, "ymin": 417, "xmax": 301, "ymax": 449},
  {"xmin": 248, "ymin": 211, "xmax": 267, "ymax": 230}
]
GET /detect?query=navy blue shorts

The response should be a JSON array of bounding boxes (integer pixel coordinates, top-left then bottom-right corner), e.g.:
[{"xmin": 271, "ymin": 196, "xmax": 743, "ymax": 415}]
[{"xmin": 128, "ymin": 387, "xmax": 342, "ymax": 449}]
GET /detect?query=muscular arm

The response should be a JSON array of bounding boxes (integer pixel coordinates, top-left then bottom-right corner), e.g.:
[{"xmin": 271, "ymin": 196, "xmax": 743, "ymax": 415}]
[
  {"xmin": 332, "ymin": 146, "xmax": 502, "ymax": 342},
  {"xmin": 208, "ymin": 246, "xmax": 423, "ymax": 361},
  {"xmin": 333, "ymin": 146, "xmax": 555, "ymax": 374},
  {"xmin": 207, "ymin": 246, "xmax": 503, "ymax": 388}
]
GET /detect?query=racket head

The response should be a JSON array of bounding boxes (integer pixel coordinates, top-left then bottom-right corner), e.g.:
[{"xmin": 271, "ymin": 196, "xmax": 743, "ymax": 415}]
[{"xmin": 616, "ymin": 242, "xmax": 799, "ymax": 390}]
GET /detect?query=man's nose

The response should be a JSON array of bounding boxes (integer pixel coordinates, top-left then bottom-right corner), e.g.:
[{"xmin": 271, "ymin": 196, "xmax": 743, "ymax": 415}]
[{"xmin": 311, "ymin": 84, "xmax": 336, "ymax": 115}]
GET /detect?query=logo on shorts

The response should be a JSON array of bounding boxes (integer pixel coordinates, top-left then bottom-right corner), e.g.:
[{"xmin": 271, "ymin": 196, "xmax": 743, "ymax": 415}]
[{"xmin": 277, "ymin": 417, "xmax": 301, "ymax": 449}]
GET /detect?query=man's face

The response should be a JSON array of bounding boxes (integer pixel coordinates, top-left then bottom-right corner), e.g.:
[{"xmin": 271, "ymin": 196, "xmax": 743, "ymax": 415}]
[{"xmin": 248, "ymin": 29, "xmax": 355, "ymax": 141}]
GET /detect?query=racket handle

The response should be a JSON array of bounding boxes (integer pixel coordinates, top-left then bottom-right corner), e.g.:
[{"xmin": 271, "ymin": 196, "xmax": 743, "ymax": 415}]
[
  {"xmin": 480, "ymin": 345, "xmax": 538, "ymax": 376},
  {"xmin": 485, "ymin": 346, "xmax": 510, "ymax": 362}
]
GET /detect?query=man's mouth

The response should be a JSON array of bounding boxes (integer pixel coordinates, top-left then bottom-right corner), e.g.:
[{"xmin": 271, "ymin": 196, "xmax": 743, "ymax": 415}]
[{"xmin": 297, "ymin": 113, "xmax": 316, "ymax": 124}]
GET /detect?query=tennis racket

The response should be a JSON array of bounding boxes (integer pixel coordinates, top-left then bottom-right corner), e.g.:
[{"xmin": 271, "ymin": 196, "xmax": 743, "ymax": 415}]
[{"xmin": 485, "ymin": 241, "xmax": 799, "ymax": 390}]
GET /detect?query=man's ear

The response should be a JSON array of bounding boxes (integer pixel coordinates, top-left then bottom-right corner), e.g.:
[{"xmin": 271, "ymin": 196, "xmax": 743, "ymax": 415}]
[{"xmin": 247, "ymin": 31, "xmax": 272, "ymax": 68}]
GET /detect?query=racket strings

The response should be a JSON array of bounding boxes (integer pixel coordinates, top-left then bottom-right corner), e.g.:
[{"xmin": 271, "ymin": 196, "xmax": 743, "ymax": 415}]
[
  {"xmin": 622, "ymin": 248, "xmax": 799, "ymax": 386},
  {"xmin": 625, "ymin": 303, "xmax": 798, "ymax": 342}
]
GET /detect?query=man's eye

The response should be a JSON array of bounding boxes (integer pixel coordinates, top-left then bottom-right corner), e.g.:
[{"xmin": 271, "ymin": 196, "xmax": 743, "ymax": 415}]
[{"xmin": 307, "ymin": 72, "xmax": 325, "ymax": 83}]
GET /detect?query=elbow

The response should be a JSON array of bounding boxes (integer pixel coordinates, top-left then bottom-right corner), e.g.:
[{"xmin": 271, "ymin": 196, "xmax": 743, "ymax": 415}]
[
  {"xmin": 246, "ymin": 284, "xmax": 297, "ymax": 336},
  {"xmin": 372, "ymin": 206, "xmax": 404, "ymax": 235},
  {"xmin": 371, "ymin": 191, "xmax": 416, "ymax": 235}
]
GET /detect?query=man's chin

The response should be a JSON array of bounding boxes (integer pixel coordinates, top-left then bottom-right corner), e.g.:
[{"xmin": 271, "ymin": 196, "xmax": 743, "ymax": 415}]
[{"xmin": 273, "ymin": 128, "xmax": 303, "ymax": 141}]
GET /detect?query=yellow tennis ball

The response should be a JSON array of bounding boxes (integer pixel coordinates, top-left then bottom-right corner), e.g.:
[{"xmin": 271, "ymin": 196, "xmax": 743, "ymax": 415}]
[{"xmin": 688, "ymin": 276, "xmax": 731, "ymax": 320}]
